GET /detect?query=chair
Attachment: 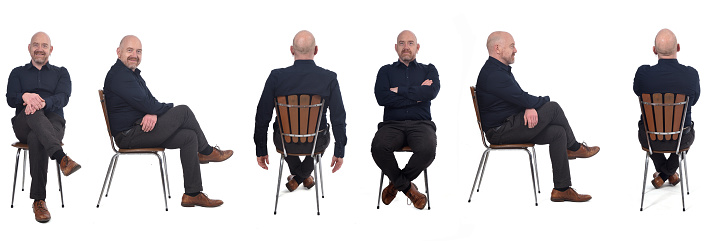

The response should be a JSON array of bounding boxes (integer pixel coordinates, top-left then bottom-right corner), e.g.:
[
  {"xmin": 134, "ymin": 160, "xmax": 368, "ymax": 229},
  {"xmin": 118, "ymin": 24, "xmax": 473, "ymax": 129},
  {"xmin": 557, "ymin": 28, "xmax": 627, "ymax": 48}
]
[
  {"xmin": 10, "ymin": 142, "xmax": 64, "ymax": 208},
  {"xmin": 468, "ymin": 86, "xmax": 540, "ymax": 206},
  {"xmin": 638, "ymin": 93, "xmax": 691, "ymax": 211},
  {"xmin": 96, "ymin": 90, "xmax": 171, "ymax": 211},
  {"xmin": 376, "ymin": 146, "xmax": 431, "ymax": 210},
  {"xmin": 273, "ymin": 94, "xmax": 326, "ymax": 215}
]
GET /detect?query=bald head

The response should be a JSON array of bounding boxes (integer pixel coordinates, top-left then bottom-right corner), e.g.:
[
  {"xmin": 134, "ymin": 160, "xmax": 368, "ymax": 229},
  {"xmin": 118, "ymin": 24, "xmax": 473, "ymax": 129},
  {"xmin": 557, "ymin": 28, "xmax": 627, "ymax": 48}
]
[
  {"xmin": 28, "ymin": 32, "xmax": 53, "ymax": 68},
  {"xmin": 116, "ymin": 35, "xmax": 142, "ymax": 71},
  {"xmin": 292, "ymin": 30, "xmax": 317, "ymax": 59},
  {"xmin": 654, "ymin": 29, "xmax": 679, "ymax": 58},
  {"xmin": 395, "ymin": 30, "xmax": 420, "ymax": 66},
  {"xmin": 486, "ymin": 31, "xmax": 516, "ymax": 65}
]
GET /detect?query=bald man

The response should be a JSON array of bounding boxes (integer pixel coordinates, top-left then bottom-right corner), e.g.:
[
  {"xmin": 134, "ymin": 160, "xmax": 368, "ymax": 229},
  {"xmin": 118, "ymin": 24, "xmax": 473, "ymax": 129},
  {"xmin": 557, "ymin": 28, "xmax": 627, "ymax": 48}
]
[
  {"xmin": 7, "ymin": 32, "xmax": 81, "ymax": 222},
  {"xmin": 103, "ymin": 35, "xmax": 233, "ymax": 208},
  {"xmin": 634, "ymin": 29, "xmax": 699, "ymax": 189},
  {"xmin": 476, "ymin": 31, "xmax": 598, "ymax": 202},
  {"xmin": 372, "ymin": 30, "xmax": 439, "ymax": 210},
  {"xmin": 255, "ymin": 30, "xmax": 346, "ymax": 192}
]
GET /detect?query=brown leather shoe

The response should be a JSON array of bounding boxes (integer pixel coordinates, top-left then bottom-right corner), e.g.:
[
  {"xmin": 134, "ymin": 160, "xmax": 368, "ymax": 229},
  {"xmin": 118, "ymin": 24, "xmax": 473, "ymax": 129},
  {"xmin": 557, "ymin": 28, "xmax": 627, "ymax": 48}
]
[
  {"xmin": 198, "ymin": 146, "xmax": 233, "ymax": 164},
  {"xmin": 382, "ymin": 182, "xmax": 398, "ymax": 205},
  {"xmin": 651, "ymin": 175, "xmax": 665, "ymax": 189},
  {"xmin": 567, "ymin": 142, "xmax": 600, "ymax": 159},
  {"xmin": 550, "ymin": 187, "xmax": 592, "ymax": 202},
  {"xmin": 59, "ymin": 156, "xmax": 81, "ymax": 176},
  {"xmin": 180, "ymin": 193, "xmax": 223, "ymax": 207},
  {"xmin": 303, "ymin": 176, "xmax": 315, "ymax": 189},
  {"xmin": 405, "ymin": 183, "xmax": 427, "ymax": 209},
  {"xmin": 668, "ymin": 173, "xmax": 680, "ymax": 186},
  {"xmin": 33, "ymin": 200, "xmax": 51, "ymax": 223},
  {"xmin": 286, "ymin": 175, "xmax": 299, "ymax": 192}
]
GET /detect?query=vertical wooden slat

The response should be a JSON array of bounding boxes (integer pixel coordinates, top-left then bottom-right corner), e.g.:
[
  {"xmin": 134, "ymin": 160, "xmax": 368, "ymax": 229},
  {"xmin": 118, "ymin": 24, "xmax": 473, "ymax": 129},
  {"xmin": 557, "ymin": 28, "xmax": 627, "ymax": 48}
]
[
  {"xmin": 299, "ymin": 95, "xmax": 310, "ymax": 143},
  {"xmin": 642, "ymin": 94, "xmax": 656, "ymax": 141},
  {"xmin": 653, "ymin": 93, "xmax": 664, "ymax": 141},
  {"xmin": 307, "ymin": 95, "xmax": 321, "ymax": 143},
  {"xmin": 673, "ymin": 94, "xmax": 686, "ymax": 140},
  {"xmin": 288, "ymin": 95, "xmax": 299, "ymax": 143},
  {"xmin": 277, "ymin": 96, "xmax": 291, "ymax": 143},
  {"xmin": 663, "ymin": 93, "xmax": 674, "ymax": 140}
]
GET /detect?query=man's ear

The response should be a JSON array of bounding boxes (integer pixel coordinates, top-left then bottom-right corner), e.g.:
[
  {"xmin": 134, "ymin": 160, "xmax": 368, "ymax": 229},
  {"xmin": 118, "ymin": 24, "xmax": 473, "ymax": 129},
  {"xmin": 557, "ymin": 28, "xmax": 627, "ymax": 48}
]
[
  {"xmin": 314, "ymin": 46, "xmax": 318, "ymax": 55},
  {"xmin": 676, "ymin": 43, "xmax": 680, "ymax": 53},
  {"xmin": 290, "ymin": 46, "xmax": 295, "ymax": 56},
  {"xmin": 653, "ymin": 46, "xmax": 657, "ymax": 55}
]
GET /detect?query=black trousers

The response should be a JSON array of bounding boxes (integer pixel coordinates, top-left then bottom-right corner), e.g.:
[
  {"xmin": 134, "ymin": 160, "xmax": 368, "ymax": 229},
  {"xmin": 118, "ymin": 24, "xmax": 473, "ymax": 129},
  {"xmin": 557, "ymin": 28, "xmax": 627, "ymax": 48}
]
[
  {"xmin": 11, "ymin": 109, "xmax": 66, "ymax": 200},
  {"xmin": 272, "ymin": 121, "xmax": 330, "ymax": 184},
  {"xmin": 485, "ymin": 102, "xmax": 576, "ymax": 188},
  {"xmin": 371, "ymin": 120, "xmax": 437, "ymax": 192},
  {"xmin": 638, "ymin": 121, "xmax": 695, "ymax": 176},
  {"xmin": 114, "ymin": 105, "xmax": 208, "ymax": 193}
]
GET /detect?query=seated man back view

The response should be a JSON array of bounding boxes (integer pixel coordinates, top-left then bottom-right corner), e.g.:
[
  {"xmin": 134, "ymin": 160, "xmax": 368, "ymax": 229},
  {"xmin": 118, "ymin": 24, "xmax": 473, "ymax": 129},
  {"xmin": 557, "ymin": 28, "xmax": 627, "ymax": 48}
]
[
  {"xmin": 475, "ymin": 31, "xmax": 599, "ymax": 202},
  {"xmin": 634, "ymin": 29, "xmax": 699, "ymax": 188},
  {"xmin": 254, "ymin": 30, "xmax": 346, "ymax": 191},
  {"xmin": 103, "ymin": 35, "xmax": 233, "ymax": 208}
]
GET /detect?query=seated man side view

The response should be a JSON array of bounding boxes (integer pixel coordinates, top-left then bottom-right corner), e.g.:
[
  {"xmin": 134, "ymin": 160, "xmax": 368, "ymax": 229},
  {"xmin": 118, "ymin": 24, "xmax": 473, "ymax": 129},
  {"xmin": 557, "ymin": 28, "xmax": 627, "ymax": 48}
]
[
  {"xmin": 634, "ymin": 28, "xmax": 699, "ymax": 189},
  {"xmin": 254, "ymin": 30, "xmax": 346, "ymax": 191},
  {"xmin": 475, "ymin": 31, "xmax": 599, "ymax": 202},
  {"xmin": 103, "ymin": 35, "xmax": 233, "ymax": 208}
]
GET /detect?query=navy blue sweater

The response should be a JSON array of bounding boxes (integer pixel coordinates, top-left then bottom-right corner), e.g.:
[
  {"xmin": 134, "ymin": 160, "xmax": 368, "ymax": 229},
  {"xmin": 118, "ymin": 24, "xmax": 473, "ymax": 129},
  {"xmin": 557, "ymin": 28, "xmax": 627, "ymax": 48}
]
[
  {"xmin": 633, "ymin": 58, "xmax": 700, "ymax": 125},
  {"xmin": 254, "ymin": 60, "xmax": 347, "ymax": 158},
  {"xmin": 6, "ymin": 62, "xmax": 71, "ymax": 117},
  {"xmin": 374, "ymin": 60, "xmax": 440, "ymax": 121},
  {"xmin": 103, "ymin": 59, "xmax": 173, "ymax": 136},
  {"xmin": 475, "ymin": 57, "xmax": 549, "ymax": 129}
]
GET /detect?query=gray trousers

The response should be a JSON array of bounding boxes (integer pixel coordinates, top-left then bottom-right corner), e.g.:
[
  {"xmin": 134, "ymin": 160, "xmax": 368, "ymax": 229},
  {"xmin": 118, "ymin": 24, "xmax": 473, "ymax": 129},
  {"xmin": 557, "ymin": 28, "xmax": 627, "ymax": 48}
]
[
  {"xmin": 486, "ymin": 102, "xmax": 575, "ymax": 188},
  {"xmin": 114, "ymin": 105, "xmax": 208, "ymax": 193},
  {"xmin": 11, "ymin": 109, "xmax": 66, "ymax": 200}
]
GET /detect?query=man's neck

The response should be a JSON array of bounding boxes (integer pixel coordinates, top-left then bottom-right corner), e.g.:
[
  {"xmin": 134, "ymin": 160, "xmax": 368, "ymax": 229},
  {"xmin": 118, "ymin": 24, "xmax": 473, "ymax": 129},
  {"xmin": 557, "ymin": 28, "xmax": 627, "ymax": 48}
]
[
  {"xmin": 399, "ymin": 59, "xmax": 413, "ymax": 66},
  {"xmin": 31, "ymin": 61, "xmax": 45, "ymax": 70}
]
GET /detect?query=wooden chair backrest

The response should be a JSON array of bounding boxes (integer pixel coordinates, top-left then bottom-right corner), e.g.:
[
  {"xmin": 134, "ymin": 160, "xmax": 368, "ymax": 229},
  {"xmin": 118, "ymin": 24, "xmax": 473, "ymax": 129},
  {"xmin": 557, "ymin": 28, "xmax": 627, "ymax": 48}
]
[
  {"xmin": 275, "ymin": 95, "xmax": 324, "ymax": 144},
  {"xmin": 470, "ymin": 86, "xmax": 490, "ymax": 148},
  {"xmin": 639, "ymin": 93, "xmax": 689, "ymax": 141},
  {"xmin": 98, "ymin": 90, "xmax": 119, "ymax": 152}
]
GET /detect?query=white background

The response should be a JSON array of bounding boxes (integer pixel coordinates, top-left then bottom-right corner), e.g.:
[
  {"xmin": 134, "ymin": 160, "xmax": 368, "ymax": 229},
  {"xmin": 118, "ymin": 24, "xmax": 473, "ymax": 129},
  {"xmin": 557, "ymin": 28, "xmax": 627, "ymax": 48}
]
[{"xmin": 0, "ymin": 0, "xmax": 714, "ymax": 240}]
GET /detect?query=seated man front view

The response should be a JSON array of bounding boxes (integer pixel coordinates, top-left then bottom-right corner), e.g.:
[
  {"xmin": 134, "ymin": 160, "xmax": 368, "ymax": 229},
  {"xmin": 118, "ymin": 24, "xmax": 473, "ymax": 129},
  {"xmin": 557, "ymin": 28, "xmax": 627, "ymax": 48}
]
[
  {"xmin": 254, "ymin": 30, "xmax": 346, "ymax": 191},
  {"xmin": 475, "ymin": 31, "xmax": 599, "ymax": 202},
  {"xmin": 6, "ymin": 31, "xmax": 81, "ymax": 223},
  {"xmin": 372, "ymin": 30, "xmax": 439, "ymax": 210},
  {"xmin": 103, "ymin": 35, "xmax": 233, "ymax": 208},
  {"xmin": 634, "ymin": 29, "xmax": 699, "ymax": 188}
]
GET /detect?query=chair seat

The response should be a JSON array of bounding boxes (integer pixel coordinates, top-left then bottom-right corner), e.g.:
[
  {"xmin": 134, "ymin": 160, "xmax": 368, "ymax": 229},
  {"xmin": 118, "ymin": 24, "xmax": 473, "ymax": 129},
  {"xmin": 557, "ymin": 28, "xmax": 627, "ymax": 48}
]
[
  {"xmin": 490, "ymin": 143, "xmax": 535, "ymax": 149},
  {"xmin": 642, "ymin": 147, "xmax": 690, "ymax": 154},
  {"xmin": 276, "ymin": 149, "xmax": 324, "ymax": 156},
  {"xmin": 12, "ymin": 142, "xmax": 64, "ymax": 149},
  {"xmin": 119, "ymin": 147, "xmax": 166, "ymax": 153}
]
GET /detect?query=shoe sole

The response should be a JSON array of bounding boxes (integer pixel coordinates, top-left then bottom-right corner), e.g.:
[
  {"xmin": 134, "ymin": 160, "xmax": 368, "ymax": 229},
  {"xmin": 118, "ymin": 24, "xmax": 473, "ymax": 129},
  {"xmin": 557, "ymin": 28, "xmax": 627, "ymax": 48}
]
[
  {"xmin": 36, "ymin": 218, "xmax": 50, "ymax": 223},
  {"xmin": 567, "ymin": 150, "xmax": 600, "ymax": 160},
  {"xmin": 550, "ymin": 198, "xmax": 592, "ymax": 202},
  {"xmin": 181, "ymin": 203, "xmax": 222, "ymax": 208},
  {"xmin": 63, "ymin": 165, "xmax": 81, "ymax": 176},
  {"xmin": 199, "ymin": 153, "xmax": 234, "ymax": 164}
]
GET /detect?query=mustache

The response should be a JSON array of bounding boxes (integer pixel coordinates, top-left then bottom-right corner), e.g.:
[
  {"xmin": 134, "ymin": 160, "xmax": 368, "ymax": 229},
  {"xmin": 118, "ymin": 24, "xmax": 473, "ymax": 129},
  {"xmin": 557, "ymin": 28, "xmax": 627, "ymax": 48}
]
[
  {"xmin": 34, "ymin": 51, "xmax": 46, "ymax": 55},
  {"xmin": 127, "ymin": 57, "xmax": 139, "ymax": 61}
]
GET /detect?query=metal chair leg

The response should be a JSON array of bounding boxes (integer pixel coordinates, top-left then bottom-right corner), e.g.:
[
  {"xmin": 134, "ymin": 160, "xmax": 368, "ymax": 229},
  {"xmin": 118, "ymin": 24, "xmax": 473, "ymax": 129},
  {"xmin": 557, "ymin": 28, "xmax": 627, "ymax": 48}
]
[
  {"xmin": 424, "ymin": 169, "xmax": 430, "ymax": 210},
  {"xmin": 21, "ymin": 150, "xmax": 27, "ymax": 191},
  {"xmin": 97, "ymin": 154, "xmax": 118, "ymax": 208},
  {"xmin": 640, "ymin": 152, "xmax": 650, "ymax": 211},
  {"xmin": 105, "ymin": 155, "xmax": 120, "ymax": 197},
  {"xmin": 682, "ymin": 152, "xmax": 689, "ymax": 195},
  {"xmin": 468, "ymin": 150, "xmax": 489, "ymax": 202},
  {"xmin": 11, "ymin": 148, "xmax": 21, "ymax": 208},
  {"xmin": 317, "ymin": 155, "xmax": 325, "ymax": 198},
  {"xmin": 526, "ymin": 149, "xmax": 538, "ymax": 206},
  {"xmin": 156, "ymin": 153, "xmax": 168, "ymax": 211},
  {"xmin": 56, "ymin": 162, "xmax": 64, "ymax": 208},
  {"xmin": 162, "ymin": 151, "xmax": 171, "ymax": 199},
  {"xmin": 476, "ymin": 151, "xmax": 491, "ymax": 192},
  {"xmin": 532, "ymin": 146, "xmax": 540, "ymax": 194},
  {"xmin": 273, "ymin": 156, "xmax": 285, "ymax": 215},
  {"xmin": 377, "ymin": 172, "xmax": 384, "ymax": 209},
  {"xmin": 314, "ymin": 161, "xmax": 320, "ymax": 215},
  {"xmin": 678, "ymin": 154, "xmax": 686, "ymax": 212}
]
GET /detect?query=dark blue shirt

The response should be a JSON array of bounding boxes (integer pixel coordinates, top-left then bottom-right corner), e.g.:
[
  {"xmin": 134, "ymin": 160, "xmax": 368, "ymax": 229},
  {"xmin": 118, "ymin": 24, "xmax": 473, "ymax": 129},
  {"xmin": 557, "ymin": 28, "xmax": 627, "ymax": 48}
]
[
  {"xmin": 103, "ymin": 59, "xmax": 173, "ymax": 136},
  {"xmin": 475, "ymin": 57, "xmax": 550, "ymax": 129},
  {"xmin": 374, "ymin": 60, "xmax": 440, "ymax": 121},
  {"xmin": 6, "ymin": 62, "xmax": 71, "ymax": 117},
  {"xmin": 633, "ymin": 58, "xmax": 700, "ymax": 125},
  {"xmin": 254, "ymin": 60, "xmax": 347, "ymax": 158}
]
